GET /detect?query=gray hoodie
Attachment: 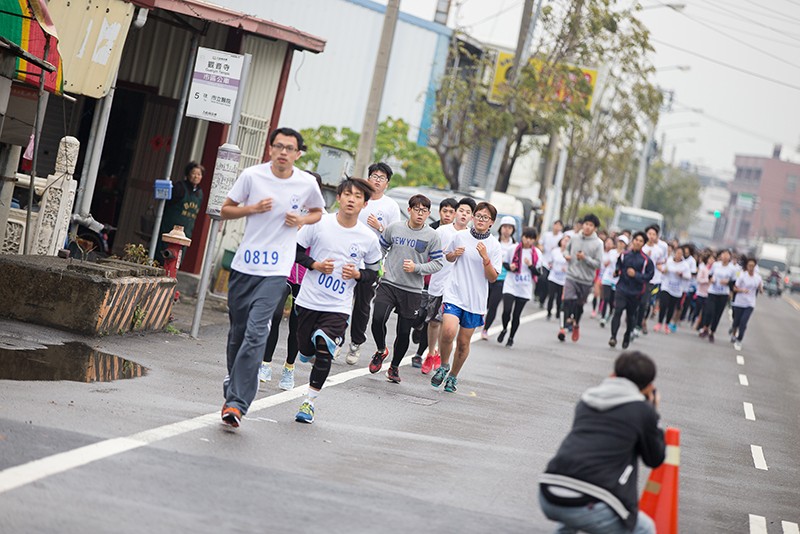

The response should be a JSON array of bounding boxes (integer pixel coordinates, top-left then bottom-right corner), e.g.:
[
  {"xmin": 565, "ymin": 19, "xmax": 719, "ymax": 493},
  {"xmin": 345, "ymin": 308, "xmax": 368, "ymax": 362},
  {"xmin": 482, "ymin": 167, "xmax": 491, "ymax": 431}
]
[
  {"xmin": 566, "ymin": 231, "xmax": 603, "ymax": 284},
  {"xmin": 581, "ymin": 377, "xmax": 646, "ymax": 410}
]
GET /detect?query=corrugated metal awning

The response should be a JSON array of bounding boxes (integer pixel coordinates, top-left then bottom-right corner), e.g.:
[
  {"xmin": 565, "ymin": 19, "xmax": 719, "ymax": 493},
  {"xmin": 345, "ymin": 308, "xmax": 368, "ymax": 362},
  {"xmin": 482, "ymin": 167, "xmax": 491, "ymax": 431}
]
[{"xmin": 128, "ymin": 0, "xmax": 326, "ymax": 53}]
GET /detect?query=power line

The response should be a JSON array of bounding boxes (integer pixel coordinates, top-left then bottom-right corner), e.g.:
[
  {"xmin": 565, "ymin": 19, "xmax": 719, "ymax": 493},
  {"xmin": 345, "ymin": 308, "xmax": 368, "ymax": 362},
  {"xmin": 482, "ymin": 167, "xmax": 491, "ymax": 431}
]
[
  {"xmin": 689, "ymin": 0, "xmax": 800, "ymax": 44},
  {"xmin": 651, "ymin": 38, "xmax": 800, "ymax": 92},
  {"xmin": 714, "ymin": 0, "xmax": 800, "ymax": 26},
  {"xmin": 464, "ymin": 0, "xmax": 523, "ymax": 27},
  {"xmin": 673, "ymin": 101, "xmax": 777, "ymax": 144},
  {"xmin": 692, "ymin": 14, "xmax": 800, "ymax": 49}
]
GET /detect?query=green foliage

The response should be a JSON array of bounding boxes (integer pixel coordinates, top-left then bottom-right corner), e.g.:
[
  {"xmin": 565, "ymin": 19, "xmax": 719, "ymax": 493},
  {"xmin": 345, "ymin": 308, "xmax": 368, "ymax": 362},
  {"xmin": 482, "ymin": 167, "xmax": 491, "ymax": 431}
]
[
  {"xmin": 122, "ymin": 243, "xmax": 160, "ymax": 267},
  {"xmin": 298, "ymin": 118, "xmax": 447, "ymax": 188},
  {"xmin": 643, "ymin": 162, "xmax": 702, "ymax": 236},
  {"xmin": 577, "ymin": 203, "xmax": 615, "ymax": 231}
]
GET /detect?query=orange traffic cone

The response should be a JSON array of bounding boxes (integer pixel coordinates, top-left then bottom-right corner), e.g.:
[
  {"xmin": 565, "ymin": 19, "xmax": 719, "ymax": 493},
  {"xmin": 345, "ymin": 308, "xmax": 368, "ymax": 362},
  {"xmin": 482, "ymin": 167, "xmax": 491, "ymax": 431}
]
[{"xmin": 639, "ymin": 427, "xmax": 680, "ymax": 533}]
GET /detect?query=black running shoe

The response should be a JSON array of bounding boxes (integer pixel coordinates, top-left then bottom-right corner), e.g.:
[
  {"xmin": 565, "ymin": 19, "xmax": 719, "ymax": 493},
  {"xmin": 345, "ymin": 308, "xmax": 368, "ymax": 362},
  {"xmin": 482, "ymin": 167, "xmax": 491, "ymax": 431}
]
[
  {"xmin": 498, "ymin": 329, "xmax": 507, "ymax": 343},
  {"xmin": 622, "ymin": 335, "xmax": 630, "ymax": 349}
]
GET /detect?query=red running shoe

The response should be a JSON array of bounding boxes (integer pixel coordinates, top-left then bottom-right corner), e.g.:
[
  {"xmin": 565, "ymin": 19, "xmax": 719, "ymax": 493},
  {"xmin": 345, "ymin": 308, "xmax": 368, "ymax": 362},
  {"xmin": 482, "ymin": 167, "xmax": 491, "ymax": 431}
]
[
  {"xmin": 386, "ymin": 366, "xmax": 401, "ymax": 383},
  {"xmin": 571, "ymin": 325, "xmax": 580, "ymax": 342},
  {"xmin": 421, "ymin": 353, "xmax": 435, "ymax": 374},
  {"xmin": 368, "ymin": 348, "xmax": 389, "ymax": 374},
  {"xmin": 432, "ymin": 351, "xmax": 441, "ymax": 371}
]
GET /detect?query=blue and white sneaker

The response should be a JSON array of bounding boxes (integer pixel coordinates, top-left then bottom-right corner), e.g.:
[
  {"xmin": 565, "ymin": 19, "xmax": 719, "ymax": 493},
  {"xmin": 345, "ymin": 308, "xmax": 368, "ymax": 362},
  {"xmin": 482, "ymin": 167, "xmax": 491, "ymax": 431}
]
[
  {"xmin": 430, "ymin": 365, "xmax": 449, "ymax": 389},
  {"xmin": 295, "ymin": 401, "xmax": 314, "ymax": 424},
  {"xmin": 258, "ymin": 362, "xmax": 272, "ymax": 382},
  {"xmin": 444, "ymin": 375, "xmax": 458, "ymax": 393},
  {"xmin": 279, "ymin": 366, "xmax": 295, "ymax": 391}
]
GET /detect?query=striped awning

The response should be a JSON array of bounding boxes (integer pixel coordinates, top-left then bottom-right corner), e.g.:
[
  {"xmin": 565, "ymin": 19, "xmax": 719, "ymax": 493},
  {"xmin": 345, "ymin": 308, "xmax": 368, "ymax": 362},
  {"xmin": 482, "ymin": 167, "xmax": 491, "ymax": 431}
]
[{"xmin": 0, "ymin": 0, "xmax": 64, "ymax": 95}]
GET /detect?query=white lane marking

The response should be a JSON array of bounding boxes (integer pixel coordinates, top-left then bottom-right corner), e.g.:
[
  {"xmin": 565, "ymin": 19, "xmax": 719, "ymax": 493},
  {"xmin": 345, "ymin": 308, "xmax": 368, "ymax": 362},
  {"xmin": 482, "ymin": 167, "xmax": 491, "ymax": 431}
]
[
  {"xmin": 739, "ymin": 374, "xmax": 750, "ymax": 386},
  {"xmin": 783, "ymin": 521, "xmax": 800, "ymax": 534},
  {"xmin": 749, "ymin": 515, "xmax": 767, "ymax": 534},
  {"xmin": 751, "ymin": 445, "xmax": 769, "ymax": 470},
  {"xmin": 472, "ymin": 310, "xmax": 547, "ymax": 341},
  {"xmin": 743, "ymin": 402, "xmax": 756, "ymax": 421},
  {"xmin": 0, "ymin": 310, "xmax": 547, "ymax": 495},
  {"xmin": 737, "ymin": 355, "xmax": 745, "ymax": 365}
]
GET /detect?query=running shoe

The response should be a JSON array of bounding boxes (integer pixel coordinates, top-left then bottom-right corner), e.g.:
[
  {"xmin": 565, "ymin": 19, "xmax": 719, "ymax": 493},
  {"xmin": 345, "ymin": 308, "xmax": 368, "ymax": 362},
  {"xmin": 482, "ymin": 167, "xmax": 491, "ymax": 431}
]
[
  {"xmin": 498, "ymin": 329, "xmax": 507, "ymax": 343},
  {"xmin": 368, "ymin": 348, "xmax": 389, "ymax": 374},
  {"xmin": 699, "ymin": 329, "xmax": 709, "ymax": 338},
  {"xmin": 295, "ymin": 401, "xmax": 314, "ymax": 424},
  {"xmin": 633, "ymin": 328, "xmax": 642, "ymax": 339},
  {"xmin": 730, "ymin": 335, "xmax": 737, "ymax": 344},
  {"xmin": 333, "ymin": 343, "xmax": 344, "ymax": 360},
  {"xmin": 708, "ymin": 332, "xmax": 715, "ymax": 343},
  {"xmin": 734, "ymin": 341, "xmax": 742, "ymax": 351},
  {"xmin": 641, "ymin": 323, "xmax": 648, "ymax": 335},
  {"xmin": 599, "ymin": 318, "xmax": 606, "ymax": 328},
  {"xmin": 444, "ymin": 375, "xmax": 458, "ymax": 393},
  {"xmin": 546, "ymin": 312, "xmax": 552, "ymax": 321},
  {"xmin": 221, "ymin": 405, "xmax": 241, "ymax": 428},
  {"xmin": 653, "ymin": 323, "xmax": 662, "ymax": 333},
  {"xmin": 608, "ymin": 337, "xmax": 617, "ymax": 348},
  {"xmin": 421, "ymin": 353, "xmax": 436, "ymax": 374},
  {"xmin": 258, "ymin": 362, "xmax": 272, "ymax": 382},
  {"xmin": 663, "ymin": 327, "xmax": 670, "ymax": 335},
  {"xmin": 506, "ymin": 338, "xmax": 514, "ymax": 348},
  {"xmin": 557, "ymin": 328, "xmax": 566, "ymax": 342},
  {"xmin": 431, "ymin": 364, "xmax": 449, "ymax": 388},
  {"xmin": 669, "ymin": 323, "xmax": 677, "ymax": 333},
  {"xmin": 278, "ymin": 366, "xmax": 295, "ymax": 391},
  {"xmin": 591, "ymin": 310, "xmax": 597, "ymax": 318},
  {"xmin": 411, "ymin": 355, "xmax": 422, "ymax": 368},
  {"xmin": 571, "ymin": 325, "xmax": 580, "ymax": 342},
  {"xmin": 432, "ymin": 352, "xmax": 441, "ymax": 371},
  {"xmin": 386, "ymin": 365, "xmax": 401, "ymax": 383},
  {"xmin": 622, "ymin": 335, "xmax": 630, "ymax": 349},
  {"xmin": 480, "ymin": 329, "xmax": 489, "ymax": 341},
  {"xmin": 345, "ymin": 343, "xmax": 361, "ymax": 365}
]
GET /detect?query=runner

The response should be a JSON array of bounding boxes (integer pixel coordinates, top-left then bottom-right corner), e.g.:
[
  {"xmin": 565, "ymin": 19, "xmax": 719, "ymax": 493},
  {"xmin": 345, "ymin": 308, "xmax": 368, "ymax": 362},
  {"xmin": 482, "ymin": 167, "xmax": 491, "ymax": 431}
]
[
  {"xmin": 558, "ymin": 214, "xmax": 604, "ymax": 343},
  {"xmin": 597, "ymin": 237, "xmax": 618, "ymax": 327},
  {"xmin": 417, "ymin": 198, "xmax": 474, "ymax": 374},
  {"xmin": 498, "ymin": 226, "xmax": 540, "ymax": 347},
  {"xmin": 730, "ymin": 257, "xmax": 763, "ymax": 352},
  {"xmin": 699, "ymin": 249, "xmax": 737, "ymax": 342},
  {"xmin": 292, "ymin": 178, "xmax": 382, "ymax": 423},
  {"xmin": 654, "ymin": 247, "xmax": 691, "ymax": 334},
  {"xmin": 538, "ymin": 220, "xmax": 564, "ymax": 307},
  {"xmin": 636, "ymin": 225, "xmax": 668, "ymax": 337},
  {"xmin": 692, "ymin": 251, "xmax": 714, "ymax": 328},
  {"xmin": 431, "ymin": 202, "xmax": 502, "ymax": 393},
  {"xmin": 546, "ymin": 235, "xmax": 570, "ymax": 321},
  {"xmin": 340, "ymin": 163, "xmax": 402, "ymax": 365},
  {"xmin": 609, "ymin": 232, "xmax": 654, "ymax": 349},
  {"xmin": 481, "ymin": 216, "xmax": 517, "ymax": 340},
  {"xmin": 368, "ymin": 195, "xmax": 443, "ymax": 383},
  {"xmin": 219, "ymin": 127, "xmax": 325, "ymax": 429}
]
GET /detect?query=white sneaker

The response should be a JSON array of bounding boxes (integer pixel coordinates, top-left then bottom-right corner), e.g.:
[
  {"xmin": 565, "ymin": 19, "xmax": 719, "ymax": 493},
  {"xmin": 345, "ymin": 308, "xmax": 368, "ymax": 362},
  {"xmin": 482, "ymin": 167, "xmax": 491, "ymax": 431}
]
[
  {"xmin": 333, "ymin": 343, "xmax": 344, "ymax": 360},
  {"xmin": 345, "ymin": 343, "xmax": 361, "ymax": 365},
  {"xmin": 734, "ymin": 341, "xmax": 742, "ymax": 351},
  {"xmin": 278, "ymin": 366, "xmax": 295, "ymax": 390},
  {"xmin": 258, "ymin": 362, "xmax": 272, "ymax": 382}
]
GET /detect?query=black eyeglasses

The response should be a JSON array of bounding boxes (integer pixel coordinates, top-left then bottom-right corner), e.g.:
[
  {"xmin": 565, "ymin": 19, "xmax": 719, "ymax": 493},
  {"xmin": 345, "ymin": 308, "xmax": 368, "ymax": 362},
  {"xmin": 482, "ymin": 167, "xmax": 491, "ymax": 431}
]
[
  {"xmin": 368, "ymin": 173, "xmax": 389, "ymax": 182},
  {"xmin": 271, "ymin": 143, "xmax": 298, "ymax": 153},
  {"xmin": 474, "ymin": 214, "xmax": 492, "ymax": 222},
  {"xmin": 410, "ymin": 207, "xmax": 430, "ymax": 214}
]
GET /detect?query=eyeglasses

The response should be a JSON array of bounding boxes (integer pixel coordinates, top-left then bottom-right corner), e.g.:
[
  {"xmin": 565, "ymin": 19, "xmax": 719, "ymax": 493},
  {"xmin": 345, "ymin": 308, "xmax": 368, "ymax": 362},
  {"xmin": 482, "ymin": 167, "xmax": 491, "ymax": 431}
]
[
  {"xmin": 473, "ymin": 214, "xmax": 492, "ymax": 222},
  {"xmin": 368, "ymin": 173, "xmax": 389, "ymax": 182},
  {"xmin": 271, "ymin": 143, "xmax": 298, "ymax": 153},
  {"xmin": 410, "ymin": 207, "xmax": 430, "ymax": 214}
]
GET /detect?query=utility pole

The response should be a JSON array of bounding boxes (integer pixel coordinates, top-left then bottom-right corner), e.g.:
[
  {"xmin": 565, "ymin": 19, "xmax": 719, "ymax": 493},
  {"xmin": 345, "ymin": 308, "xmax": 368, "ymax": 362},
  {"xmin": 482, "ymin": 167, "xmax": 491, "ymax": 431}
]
[
  {"xmin": 354, "ymin": 0, "xmax": 400, "ymax": 177},
  {"xmin": 632, "ymin": 118, "xmax": 656, "ymax": 209},
  {"xmin": 482, "ymin": 0, "xmax": 544, "ymax": 201}
]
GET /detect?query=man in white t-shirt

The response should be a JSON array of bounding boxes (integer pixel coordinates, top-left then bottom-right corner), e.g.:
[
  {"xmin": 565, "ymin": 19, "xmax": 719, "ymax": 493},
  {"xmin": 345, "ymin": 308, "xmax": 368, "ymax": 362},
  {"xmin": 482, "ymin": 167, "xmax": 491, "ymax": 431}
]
[
  {"xmin": 637, "ymin": 225, "xmax": 668, "ymax": 335},
  {"xmin": 292, "ymin": 178, "xmax": 382, "ymax": 424},
  {"xmin": 339, "ymin": 163, "xmax": 402, "ymax": 365},
  {"xmin": 219, "ymin": 128, "xmax": 325, "ymax": 429},
  {"xmin": 431, "ymin": 202, "xmax": 503, "ymax": 393}
]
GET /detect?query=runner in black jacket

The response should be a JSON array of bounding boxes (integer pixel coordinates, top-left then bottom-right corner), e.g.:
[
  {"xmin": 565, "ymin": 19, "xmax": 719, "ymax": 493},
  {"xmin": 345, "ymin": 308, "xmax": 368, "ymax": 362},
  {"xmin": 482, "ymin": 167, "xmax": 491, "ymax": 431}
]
[
  {"xmin": 610, "ymin": 232, "xmax": 654, "ymax": 349},
  {"xmin": 539, "ymin": 351, "xmax": 665, "ymax": 533}
]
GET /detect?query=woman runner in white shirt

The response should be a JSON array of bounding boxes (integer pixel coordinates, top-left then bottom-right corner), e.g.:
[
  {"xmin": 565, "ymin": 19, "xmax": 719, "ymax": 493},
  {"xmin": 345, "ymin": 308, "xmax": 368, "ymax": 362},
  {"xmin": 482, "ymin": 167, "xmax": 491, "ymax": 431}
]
[
  {"xmin": 497, "ymin": 227, "xmax": 540, "ymax": 347},
  {"xmin": 730, "ymin": 257, "xmax": 763, "ymax": 351},
  {"xmin": 655, "ymin": 247, "xmax": 691, "ymax": 333},
  {"xmin": 546, "ymin": 236, "xmax": 570, "ymax": 321}
]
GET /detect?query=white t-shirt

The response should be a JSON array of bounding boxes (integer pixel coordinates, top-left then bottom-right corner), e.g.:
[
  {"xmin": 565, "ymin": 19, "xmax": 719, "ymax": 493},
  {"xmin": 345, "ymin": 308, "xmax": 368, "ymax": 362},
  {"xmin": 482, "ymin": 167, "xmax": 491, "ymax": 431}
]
[
  {"xmin": 548, "ymin": 248, "xmax": 568, "ymax": 286},
  {"xmin": 708, "ymin": 261, "xmax": 738, "ymax": 295},
  {"xmin": 228, "ymin": 163, "xmax": 325, "ymax": 277},
  {"xmin": 733, "ymin": 271, "xmax": 763, "ymax": 309},
  {"xmin": 428, "ymin": 224, "xmax": 462, "ymax": 297},
  {"xmin": 541, "ymin": 231, "xmax": 563, "ymax": 267},
  {"xmin": 442, "ymin": 231, "xmax": 503, "ymax": 314},
  {"xmin": 683, "ymin": 255, "xmax": 698, "ymax": 292},
  {"xmin": 295, "ymin": 213, "xmax": 382, "ymax": 315},
  {"xmin": 600, "ymin": 250, "xmax": 620, "ymax": 286},
  {"xmin": 642, "ymin": 240, "xmax": 669, "ymax": 285},
  {"xmin": 502, "ymin": 246, "xmax": 541, "ymax": 299},
  {"xmin": 358, "ymin": 194, "xmax": 402, "ymax": 237},
  {"xmin": 661, "ymin": 257, "xmax": 691, "ymax": 298}
]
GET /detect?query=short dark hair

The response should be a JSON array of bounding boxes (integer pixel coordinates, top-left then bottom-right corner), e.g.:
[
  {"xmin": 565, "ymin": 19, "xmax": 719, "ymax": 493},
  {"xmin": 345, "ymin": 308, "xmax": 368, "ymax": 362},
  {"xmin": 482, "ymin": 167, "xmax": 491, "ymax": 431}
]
[
  {"xmin": 337, "ymin": 177, "xmax": 374, "ymax": 202},
  {"xmin": 439, "ymin": 197, "xmax": 458, "ymax": 210},
  {"xmin": 306, "ymin": 171, "xmax": 323, "ymax": 191},
  {"xmin": 614, "ymin": 351, "xmax": 656, "ymax": 391},
  {"xmin": 553, "ymin": 219, "xmax": 563, "ymax": 227},
  {"xmin": 457, "ymin": 197, "xmax": 476, "ymax": 212},
  {"xmin": 474, "ymin": 202, "xmax": 497, "ymax": 221},
  {"xmin": 582, "ymin": 213, "xmax": 600, "ymax": 228},
  {"xmin": 645, "ymin": 224, "xmax": 661, "ymax": 235},
  {"xmin": 408, "ymin": 194, "xmax": 431, "ymax": 210},
  {"xmin": 184, "ymin": 161, "xmax": 204, "ymax": 178},
  {"xmin": 269, "ymin": 127, "xmax": 304, "ymax": 149},
  {"xmin": 632, "ymin": 231, "xmax": 647, "ymax": 243},
  {"xmin": 522, "ymin": 226, "xmax": 537, "ymax": 240},
  {"xmin": 368, "ymin": 162, "xmax": 393, "ymax": 180},
  {"xmin": 744, "ymin": 256, "xmax": 757, "ymax": 267}
]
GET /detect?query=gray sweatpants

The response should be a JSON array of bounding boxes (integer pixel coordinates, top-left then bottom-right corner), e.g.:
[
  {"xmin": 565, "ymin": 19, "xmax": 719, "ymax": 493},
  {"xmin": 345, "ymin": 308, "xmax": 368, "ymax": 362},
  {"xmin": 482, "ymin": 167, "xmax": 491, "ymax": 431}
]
[{"xmin": 224, "ymin": 271, "xmax": 286, "ymax": 414}]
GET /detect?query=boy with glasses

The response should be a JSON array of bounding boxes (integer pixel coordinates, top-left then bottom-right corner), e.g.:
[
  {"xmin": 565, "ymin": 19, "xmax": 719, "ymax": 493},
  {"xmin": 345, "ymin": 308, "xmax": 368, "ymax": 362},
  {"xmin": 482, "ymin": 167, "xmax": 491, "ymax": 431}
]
[{"xmin": 368, "ymin": 195, "xmax": 443, "ymax": 383}]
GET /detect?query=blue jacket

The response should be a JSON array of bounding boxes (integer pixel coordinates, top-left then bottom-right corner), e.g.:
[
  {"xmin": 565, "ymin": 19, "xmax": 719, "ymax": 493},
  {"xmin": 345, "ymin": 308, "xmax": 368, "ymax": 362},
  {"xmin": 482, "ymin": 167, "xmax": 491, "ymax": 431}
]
[{"xmin": 615, "ymin": 249, "xmax": 654, "ymax": 297}]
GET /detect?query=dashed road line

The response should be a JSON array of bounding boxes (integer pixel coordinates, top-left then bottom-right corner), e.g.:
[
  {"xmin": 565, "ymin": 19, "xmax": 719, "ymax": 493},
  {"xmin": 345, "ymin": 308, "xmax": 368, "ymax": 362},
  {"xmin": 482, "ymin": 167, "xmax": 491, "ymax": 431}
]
[
  {"xmin": 783, "ymin": 294, "xmax": 800, "ymax": 312},
  {"xmin": 783, "ymin": 521, "xmax": 800, "ymax": 534},
  {"xmin": 737, "ymin": 355, "xmax": 745, "ymax": 365},
  {"xmin": 751, "ymin": 445, "xmax": 769, "ymax": 470},
  {"xmin": 739, "ymin": 374, "xmax": 750, "ymax": 386},
  {"xmin": 750, "ymin": 515, "xmax": 768, "ymax": 534},
  {"xmin": 743, "ymin": 402, "xmax": 756, "ymax": 421}
]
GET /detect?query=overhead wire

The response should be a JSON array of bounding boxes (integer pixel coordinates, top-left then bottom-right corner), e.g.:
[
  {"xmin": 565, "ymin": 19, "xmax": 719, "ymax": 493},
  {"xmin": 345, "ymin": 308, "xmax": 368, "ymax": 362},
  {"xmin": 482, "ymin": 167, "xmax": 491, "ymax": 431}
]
[
  {"xmin": 690, "ymin": 14, "xmax": 800, "ymax": 49},
  {"xmin": 672, "ymin": 101, "xmax": 777, "ymax": 144},
  {"xmin": 710, "ymin": 0, "xmax": 800, "ymax": 26},
  {"xmin": 689, "ymin": 0, "xmax": 800, "ymax": 44}
]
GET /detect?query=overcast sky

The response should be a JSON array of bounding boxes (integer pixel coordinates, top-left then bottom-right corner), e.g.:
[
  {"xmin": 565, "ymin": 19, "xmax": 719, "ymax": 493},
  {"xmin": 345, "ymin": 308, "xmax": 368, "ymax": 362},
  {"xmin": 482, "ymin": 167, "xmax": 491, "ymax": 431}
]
[{"xmin": 386, "ymin": 0, "xmax": 800, "ymax": 177}]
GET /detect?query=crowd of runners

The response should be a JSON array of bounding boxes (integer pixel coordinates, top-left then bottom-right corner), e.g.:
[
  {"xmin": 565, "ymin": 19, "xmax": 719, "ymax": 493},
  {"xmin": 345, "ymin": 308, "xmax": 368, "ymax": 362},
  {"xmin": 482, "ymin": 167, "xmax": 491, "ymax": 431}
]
[{"xmin": 215, "ymin": 126, "xmax": 764, "ymax": 429}]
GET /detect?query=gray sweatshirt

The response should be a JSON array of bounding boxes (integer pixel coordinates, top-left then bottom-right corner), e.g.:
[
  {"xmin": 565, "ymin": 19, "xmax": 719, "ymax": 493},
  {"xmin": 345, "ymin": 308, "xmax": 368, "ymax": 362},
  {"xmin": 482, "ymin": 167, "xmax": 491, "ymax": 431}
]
[
  {"xmin": 566, "ymin": 230, "xmax": 604, "ymax": 284},
  {"xmin": 379, "ymin": 221, "xmax": 443, "ymax": 292}
]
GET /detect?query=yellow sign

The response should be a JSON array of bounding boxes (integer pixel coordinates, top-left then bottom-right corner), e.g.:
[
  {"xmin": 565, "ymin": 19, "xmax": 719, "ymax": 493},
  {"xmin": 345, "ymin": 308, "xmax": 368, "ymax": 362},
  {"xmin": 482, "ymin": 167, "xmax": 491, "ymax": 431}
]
[{"xmin": 488, "ymin": 51, "xmax": 598, "ymax": 111}]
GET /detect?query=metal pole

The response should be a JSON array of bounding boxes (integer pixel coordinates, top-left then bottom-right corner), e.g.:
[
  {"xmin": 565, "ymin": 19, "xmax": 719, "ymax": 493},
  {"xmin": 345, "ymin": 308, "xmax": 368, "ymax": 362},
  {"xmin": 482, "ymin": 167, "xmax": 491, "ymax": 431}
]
[
  {"xmin": 24, "ymin": 36, "xmax": 49, "ymax": 255},
  {"xmin": 71, "ymin": 94, "xmax": 101, "ymax": 226},
  {"xmin": 632, "ymin": 118, "xmax": 656, "ymax": 209},
  {"xmin": 483, "ymin": 0, "xmax": 544, "ymax": 201},
  {"xmin": 548, "ymin": 132, "xmax": 569, "ymax": 229},
  {"xmin": 149, "ymin": 33, "xmax": 201, "ymax": 260},
  {"xmin": 353, "ymin": 0, "xmax": 400, "ymax": 177},
  {"xmin": 190, "ymin": 54, "xmax": 252, "ymax": 339}
]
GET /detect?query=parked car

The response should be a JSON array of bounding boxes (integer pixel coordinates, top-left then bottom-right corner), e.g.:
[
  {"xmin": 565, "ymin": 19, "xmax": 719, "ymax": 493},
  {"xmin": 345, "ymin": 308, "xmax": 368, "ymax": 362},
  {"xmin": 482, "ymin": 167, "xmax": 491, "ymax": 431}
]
[{"xmin": 788, "ymin": 266, "xmax": 800, "ymax": 294}]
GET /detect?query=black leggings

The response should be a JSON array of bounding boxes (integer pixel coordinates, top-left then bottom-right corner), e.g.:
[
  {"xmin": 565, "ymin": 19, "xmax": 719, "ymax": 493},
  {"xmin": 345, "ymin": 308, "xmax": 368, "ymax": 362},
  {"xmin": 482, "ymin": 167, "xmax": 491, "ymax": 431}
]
[
  {"xmin": 658, "ymin": 292, "xmax": 680, "ymax": 324},
  {"xmin": 701, "ymin": 293, "xmax": 729, "ymax": 332},
  {"xmin": 611, "ymin": 292, "xmax": 640, "ymax": 339},
  {"xmin": 371, "ymin": 299, "xmax": 415, "ymax": 368},
  {"xmin": 263, "ymin": 282, "xmax": 299, "ymax": 365},
  {"xmin": 483, "ymin": 279, "xmax": 504, "ymax": 329},
  {"xmin": 546, "ymin": 281, "xmax": 563, "ymax": 318},
  {"xmin": 691, "ymin": 295, "xmax": 706, "ymax": 325},
  {"xmin": 731, "ymin": 306, "xmax": 754, "ymax": 341},
  {"xmin": 599, "ymin": 285, "xmax": 615, "ymax": 318},
  {"xmin": 309, "ymin": 337, "xmax": 332, "ymax": 390},
  {"xmin": 501, "ymin": 294, "xmax": 529, "ymax": 340}
]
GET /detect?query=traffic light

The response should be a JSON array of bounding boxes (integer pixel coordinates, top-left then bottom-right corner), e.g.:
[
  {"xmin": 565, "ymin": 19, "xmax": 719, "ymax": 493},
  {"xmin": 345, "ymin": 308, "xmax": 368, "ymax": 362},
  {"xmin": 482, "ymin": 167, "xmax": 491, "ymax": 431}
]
[{"xmin": 713, "ymin": 209, "xmax": 721, "ymax": 218}]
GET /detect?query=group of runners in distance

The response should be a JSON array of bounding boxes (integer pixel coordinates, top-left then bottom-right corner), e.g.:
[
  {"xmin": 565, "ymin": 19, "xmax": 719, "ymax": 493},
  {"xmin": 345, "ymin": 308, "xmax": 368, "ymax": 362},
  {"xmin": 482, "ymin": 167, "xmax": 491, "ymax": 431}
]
[{"xmin": 215, "ymin": 126, "xmax": 764, "ymax": 430}]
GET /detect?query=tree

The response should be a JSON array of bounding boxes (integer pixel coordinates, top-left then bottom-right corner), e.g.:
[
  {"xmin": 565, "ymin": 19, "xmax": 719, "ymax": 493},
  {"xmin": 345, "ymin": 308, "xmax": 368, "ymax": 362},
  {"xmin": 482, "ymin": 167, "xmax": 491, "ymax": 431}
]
[
  {"xmin": 642, "ymin": 161, "xmax": 702, "ymax": 237},
  {"xmin": 298, "ymin": 118, "xmax": 447, "ymax": 188}
]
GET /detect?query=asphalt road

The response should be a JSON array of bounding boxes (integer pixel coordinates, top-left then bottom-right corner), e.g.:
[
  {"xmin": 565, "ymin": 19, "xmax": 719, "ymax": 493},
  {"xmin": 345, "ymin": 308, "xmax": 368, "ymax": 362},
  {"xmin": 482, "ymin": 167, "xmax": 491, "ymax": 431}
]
[{"xmin": 1, "ymin": 293, "xmax": 799, "ymax": 533}]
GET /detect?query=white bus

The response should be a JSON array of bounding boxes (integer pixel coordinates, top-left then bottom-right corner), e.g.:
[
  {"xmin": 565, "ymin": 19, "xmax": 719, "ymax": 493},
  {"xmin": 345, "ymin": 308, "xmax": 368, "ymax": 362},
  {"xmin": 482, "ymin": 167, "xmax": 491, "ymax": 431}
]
[{"xmin": 611, "ymin": 206, "xmax": 664, "ymax": 234}]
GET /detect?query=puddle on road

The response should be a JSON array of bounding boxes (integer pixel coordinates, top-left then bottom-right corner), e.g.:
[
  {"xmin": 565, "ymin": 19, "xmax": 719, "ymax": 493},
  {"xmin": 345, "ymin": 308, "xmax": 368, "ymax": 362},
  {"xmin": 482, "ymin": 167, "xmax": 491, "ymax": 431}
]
[{"xmin": 0, "ymin": 342, "xmax": 147, "ymax": 382}]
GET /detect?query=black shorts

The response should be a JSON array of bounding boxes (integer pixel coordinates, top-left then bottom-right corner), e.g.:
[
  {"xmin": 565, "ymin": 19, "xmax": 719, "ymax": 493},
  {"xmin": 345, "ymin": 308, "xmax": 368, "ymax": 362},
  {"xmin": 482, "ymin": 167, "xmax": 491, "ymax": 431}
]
[
  {"xmin": 295, "ymin": 305, "xmax": 349, "ymax": 356},
  {"xmin": 421, "ymin": 293, "xmax": 444, "ymax": 323},
  {"xmin": 374, "ymin": 282, "xmax": 422, "ymax": 320}
]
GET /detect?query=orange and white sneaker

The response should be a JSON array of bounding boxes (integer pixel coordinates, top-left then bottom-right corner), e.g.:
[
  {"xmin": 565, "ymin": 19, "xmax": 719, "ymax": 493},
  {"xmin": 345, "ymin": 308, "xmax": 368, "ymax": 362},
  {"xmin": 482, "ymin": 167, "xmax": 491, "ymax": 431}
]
[{"xmin": 221, "ymin": 405, "xmax": 242, "ymax": 428}]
